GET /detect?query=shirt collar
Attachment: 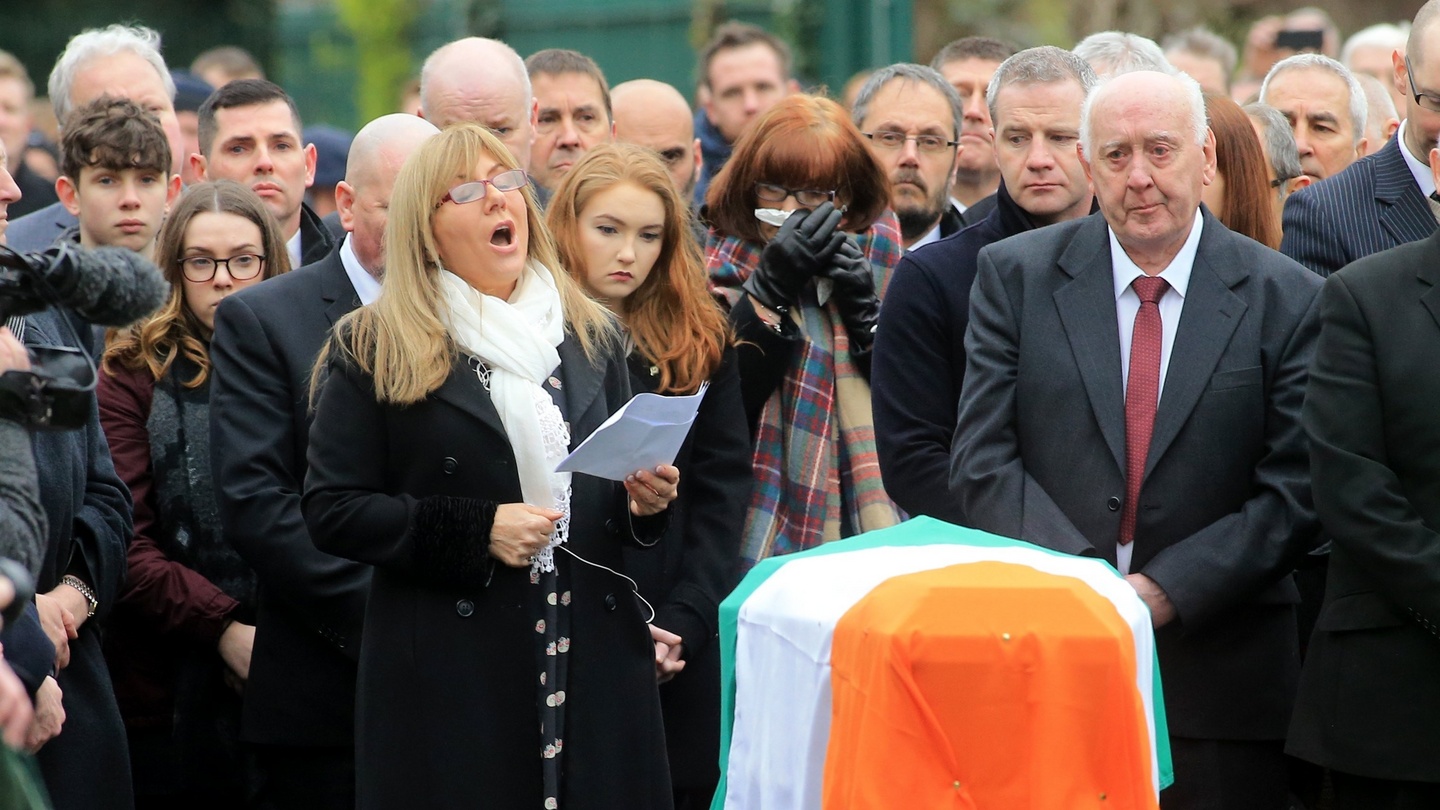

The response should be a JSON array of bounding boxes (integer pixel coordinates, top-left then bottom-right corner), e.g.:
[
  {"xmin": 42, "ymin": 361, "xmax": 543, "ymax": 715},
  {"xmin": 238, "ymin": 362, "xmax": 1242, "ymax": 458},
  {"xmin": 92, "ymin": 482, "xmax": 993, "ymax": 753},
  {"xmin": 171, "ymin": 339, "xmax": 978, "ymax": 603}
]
[
  {"xmin": 285, "ymin": 228, "xmax": 302, "ymax": 269},
  {"xmin": 339, "ymin": 234, "xmax": 382, "ymax": 306},
  {"xmin": 1397, "ymin": 120, "xmax": 1437, "ymax": 198},
  {"xmin": 907, "ymin": 220, "xmax": 944, "ymax": 252},
  {"xmin": 1110, "ymin": 210, "xmax": 1203, "ymax": 300}
]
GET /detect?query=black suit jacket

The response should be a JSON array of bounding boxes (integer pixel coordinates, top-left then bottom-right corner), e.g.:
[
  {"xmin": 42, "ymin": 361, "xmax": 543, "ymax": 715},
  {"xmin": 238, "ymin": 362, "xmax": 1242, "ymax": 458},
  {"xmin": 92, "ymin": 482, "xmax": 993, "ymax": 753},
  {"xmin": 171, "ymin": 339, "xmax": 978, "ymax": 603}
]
[
  {"xmin": 1280, "ymin": 136, "xmax": 1435, "ymax": 277},
  {"xmin": 1287, "ymin": 230, "xmax": 1440, "ymax": 782},
  {"xmin": 302, "ymin": 335, "xmax": 671, "ymax": 809},
  {"xmin": 952, "ymin": 210, "xmax": 1322, "ymax": 740},
  {"xmin": 209, "ymin": 250, "xmax": 370, "ymax": 746}
]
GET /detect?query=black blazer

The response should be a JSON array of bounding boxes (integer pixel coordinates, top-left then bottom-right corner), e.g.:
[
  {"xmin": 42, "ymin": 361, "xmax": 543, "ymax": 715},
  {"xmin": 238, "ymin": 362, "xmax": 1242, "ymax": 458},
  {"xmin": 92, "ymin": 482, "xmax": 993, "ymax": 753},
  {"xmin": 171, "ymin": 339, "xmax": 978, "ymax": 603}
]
[
  {"xmin": 952, "ymin": 210, "xmax": 1323, "ymax": 741},
  {"xmin": 1280, "ymin": 136, "xmax": 1435, "ymax": 277},
  {"xmin": 622, "ymin": 346, "xmax": 749, "ymax": 789},
  {"xmin": 209, "ymin": 250, "xmax": 370, "ymax": 746},
  {"xmin": 302, "ymin": 333, "xmax": 672, "ymax": 810},
  {"xmin": 1287, "ymin": 230, "xmax": 1440, "ymax": 782}
]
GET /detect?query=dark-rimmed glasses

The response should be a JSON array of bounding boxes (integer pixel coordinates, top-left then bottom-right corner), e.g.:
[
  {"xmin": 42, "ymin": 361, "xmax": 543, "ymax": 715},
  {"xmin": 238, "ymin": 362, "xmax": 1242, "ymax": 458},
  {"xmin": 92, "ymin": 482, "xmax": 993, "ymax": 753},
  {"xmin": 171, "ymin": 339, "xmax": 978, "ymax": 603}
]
[
  {"xmin": 754, "ymin": 183, "xmax": 836, "ymax": 208},
  {"xmin": 862, "ymin": 130, "xmax": 960, "ymax": 154},
  {"xmin": 181, "ymin": 254, "xmax": 266, "ymax": 282},
  {"xmin": 1405, "ymin": 56, "xmax": 1440, "ymax": 113},
  {"xmin": 436, "ymin": 169, "xmax": 530, "ymax": 209}
]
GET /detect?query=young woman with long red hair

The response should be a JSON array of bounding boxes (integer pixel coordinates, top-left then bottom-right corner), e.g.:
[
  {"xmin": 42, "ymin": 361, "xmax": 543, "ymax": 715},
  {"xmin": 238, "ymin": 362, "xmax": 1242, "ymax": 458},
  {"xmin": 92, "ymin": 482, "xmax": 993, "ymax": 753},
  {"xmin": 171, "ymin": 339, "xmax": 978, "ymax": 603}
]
[{"xmin": 548, "ymin": 143, "xmax": 750, "ymax": 810}]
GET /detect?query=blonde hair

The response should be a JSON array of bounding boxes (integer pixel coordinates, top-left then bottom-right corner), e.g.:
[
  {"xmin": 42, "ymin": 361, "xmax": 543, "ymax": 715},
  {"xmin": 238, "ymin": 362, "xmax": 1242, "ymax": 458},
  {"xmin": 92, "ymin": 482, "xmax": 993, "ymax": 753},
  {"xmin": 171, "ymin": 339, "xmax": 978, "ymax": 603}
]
[
  {"xmin": 548, "ymin": 143, "xmax": 730, "ymax": 395},
  {"xmin": 325, "ymin": 123, "xmax": 615, "ymax": 405}
]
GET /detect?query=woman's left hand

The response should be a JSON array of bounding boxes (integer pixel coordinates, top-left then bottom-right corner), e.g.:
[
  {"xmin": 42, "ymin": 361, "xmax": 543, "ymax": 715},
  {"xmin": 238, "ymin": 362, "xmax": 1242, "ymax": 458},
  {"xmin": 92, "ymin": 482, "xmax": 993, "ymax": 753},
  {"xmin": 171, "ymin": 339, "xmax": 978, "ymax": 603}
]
[{"xmin": 626, "ymin": 465, "xmax": 679, "ymax": 516}]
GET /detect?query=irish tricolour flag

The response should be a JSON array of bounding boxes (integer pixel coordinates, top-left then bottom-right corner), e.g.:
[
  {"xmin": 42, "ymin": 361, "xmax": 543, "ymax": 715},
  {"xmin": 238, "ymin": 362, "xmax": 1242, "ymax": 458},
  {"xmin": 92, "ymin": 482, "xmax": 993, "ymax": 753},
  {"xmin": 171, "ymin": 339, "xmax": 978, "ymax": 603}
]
[{"xmin": 713, "ymin": 517, "xmax": 1173, "ymax": 810}]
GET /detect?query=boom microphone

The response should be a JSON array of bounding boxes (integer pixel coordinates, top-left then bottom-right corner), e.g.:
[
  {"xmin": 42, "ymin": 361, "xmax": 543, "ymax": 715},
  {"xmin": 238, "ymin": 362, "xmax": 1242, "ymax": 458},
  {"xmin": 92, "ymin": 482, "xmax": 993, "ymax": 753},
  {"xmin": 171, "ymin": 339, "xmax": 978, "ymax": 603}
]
[{"xmin": 0, "ymin": 242, "xmax": 169, "ymax": 327}]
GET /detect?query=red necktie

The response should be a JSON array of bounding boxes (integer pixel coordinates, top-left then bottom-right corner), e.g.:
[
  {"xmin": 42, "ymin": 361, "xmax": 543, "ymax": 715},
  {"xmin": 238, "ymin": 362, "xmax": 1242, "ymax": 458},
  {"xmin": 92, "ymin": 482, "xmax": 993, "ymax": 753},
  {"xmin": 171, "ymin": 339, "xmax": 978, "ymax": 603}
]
[{"xmin": 1121, "ymin": 276, "xmax": 1169, "ymax": 546}]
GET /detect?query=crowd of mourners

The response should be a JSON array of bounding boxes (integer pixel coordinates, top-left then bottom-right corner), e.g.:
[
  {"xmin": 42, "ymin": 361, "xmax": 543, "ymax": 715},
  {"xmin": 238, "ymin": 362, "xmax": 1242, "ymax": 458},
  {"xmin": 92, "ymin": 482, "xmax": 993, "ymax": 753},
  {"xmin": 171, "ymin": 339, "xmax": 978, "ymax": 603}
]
[{"xmin": 0, "ymin": 5, "xmax": 1437, "ymax": 809}]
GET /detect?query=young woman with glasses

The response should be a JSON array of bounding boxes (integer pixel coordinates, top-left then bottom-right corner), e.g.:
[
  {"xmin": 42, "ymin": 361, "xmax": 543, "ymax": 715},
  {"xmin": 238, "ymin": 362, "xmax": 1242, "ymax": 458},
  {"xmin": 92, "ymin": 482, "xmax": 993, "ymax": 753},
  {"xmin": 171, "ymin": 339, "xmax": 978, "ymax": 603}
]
[
  {"xmin": 97, "ymin": 179, "xmax": 290, "ymax": 807},
  {"xmin": 702, "ymin": 94, "xmax": 905, "ymax": 564}
]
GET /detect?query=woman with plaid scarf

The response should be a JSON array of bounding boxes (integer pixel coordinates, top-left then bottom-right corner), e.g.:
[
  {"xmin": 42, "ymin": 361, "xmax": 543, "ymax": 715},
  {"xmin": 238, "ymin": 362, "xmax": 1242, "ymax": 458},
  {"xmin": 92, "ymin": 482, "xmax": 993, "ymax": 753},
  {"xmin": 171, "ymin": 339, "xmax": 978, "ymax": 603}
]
[{"xmin": 703, "ymin": 94, "xmax": 905, "ymax": 564}]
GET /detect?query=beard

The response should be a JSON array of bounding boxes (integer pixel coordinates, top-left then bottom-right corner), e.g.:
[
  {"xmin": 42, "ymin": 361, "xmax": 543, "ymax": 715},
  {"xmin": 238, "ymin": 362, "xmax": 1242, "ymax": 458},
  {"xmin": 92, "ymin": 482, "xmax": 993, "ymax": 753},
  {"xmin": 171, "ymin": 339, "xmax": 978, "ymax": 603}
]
[{"xmin": 892, "ymin": 168, "xmax": 950, "ymax": 242}]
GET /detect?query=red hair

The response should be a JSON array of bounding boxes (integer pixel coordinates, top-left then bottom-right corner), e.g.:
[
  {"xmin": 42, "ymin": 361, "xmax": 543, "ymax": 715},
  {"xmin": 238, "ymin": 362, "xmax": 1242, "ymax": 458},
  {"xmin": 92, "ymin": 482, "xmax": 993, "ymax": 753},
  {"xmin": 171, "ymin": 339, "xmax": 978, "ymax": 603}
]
[
  {"xmin": 548, "ymin": 143, "xmax": 731, "ymax": 394},
  {"xmin": 704, "ymin": 94, "xmax": 889, "ymax": 244},
  {"xmin": 1205, "ymin": 93, "xmax": 1281, "ymax": 250}
]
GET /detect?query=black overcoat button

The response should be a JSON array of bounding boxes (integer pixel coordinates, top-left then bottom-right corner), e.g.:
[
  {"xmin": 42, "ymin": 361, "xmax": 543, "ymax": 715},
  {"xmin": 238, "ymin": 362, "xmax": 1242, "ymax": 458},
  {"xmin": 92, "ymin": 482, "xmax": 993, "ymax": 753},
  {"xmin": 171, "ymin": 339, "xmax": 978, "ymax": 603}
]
[
  {"xmin": 603, "ymin": 594, "xmax": 618, "ymax": 611},
  {"xmin": 456, "ymin": 599, "xmax": 475, "ymax": 617},
  {"xmin": 442, "ymin": 457, "xmax": 459, "ymax": 474},
  {"xmin": 1107, "ymin": 496, "xmax": 1121, "ymax": 512}
]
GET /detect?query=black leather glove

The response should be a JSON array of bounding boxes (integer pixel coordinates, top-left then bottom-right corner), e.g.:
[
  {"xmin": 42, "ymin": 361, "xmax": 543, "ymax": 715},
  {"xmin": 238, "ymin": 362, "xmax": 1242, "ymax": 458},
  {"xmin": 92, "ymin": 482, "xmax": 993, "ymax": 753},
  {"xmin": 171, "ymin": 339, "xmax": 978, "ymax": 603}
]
[
  {"xmin": 742, "ymin": 201, "xmax": 845, "ymax": 313},
  {"xmin": 823, "ymin": 237, "xmax": 880, "ymax": 355}
]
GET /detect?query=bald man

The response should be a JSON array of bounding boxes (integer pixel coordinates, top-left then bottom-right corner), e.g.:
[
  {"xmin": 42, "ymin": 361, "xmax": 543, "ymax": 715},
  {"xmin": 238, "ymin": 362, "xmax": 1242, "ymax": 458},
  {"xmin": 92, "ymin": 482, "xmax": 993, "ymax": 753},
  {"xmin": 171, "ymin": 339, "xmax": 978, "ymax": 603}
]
[
  {"xmin": 419, "ymin": 37, "xmax": 536, "ymax": 171},
  {"xmin": 612, "ymin": 79, "xmax": 702, "ymax": 198},
  {"xmin": 210, "ymin": 114, "xmax": 439, "ymax": 810}
]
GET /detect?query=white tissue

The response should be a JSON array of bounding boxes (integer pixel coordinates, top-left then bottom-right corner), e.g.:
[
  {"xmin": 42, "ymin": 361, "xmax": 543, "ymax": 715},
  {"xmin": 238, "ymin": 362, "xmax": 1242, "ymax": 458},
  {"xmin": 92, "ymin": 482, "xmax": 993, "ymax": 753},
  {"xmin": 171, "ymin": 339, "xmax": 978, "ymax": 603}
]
[{"xmin": 754, "ymin": 208, "xmax": 794, "ymax": 227}]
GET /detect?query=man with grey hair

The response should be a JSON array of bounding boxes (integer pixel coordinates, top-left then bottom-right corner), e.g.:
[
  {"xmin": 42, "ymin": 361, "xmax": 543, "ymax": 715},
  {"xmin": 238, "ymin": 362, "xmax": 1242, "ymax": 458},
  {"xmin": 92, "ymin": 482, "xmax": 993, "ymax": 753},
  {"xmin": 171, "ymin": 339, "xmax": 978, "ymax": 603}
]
[
  {"xmin": 1260, "ymin": 54, "xmax": 1367, "ymax": 182},
  {"xmin": 1163, "ymin": 27, "xmax": 1237, "ymax": 95},
  {"xmin": 210, "ymin": 113, "xmax": 439, "ymax": 810},
  {"xmin": 1245, "ymin": 101, "xmax": 1311, "ymax": 225},
  {"xmin": 419, "ymin": 37, "xmax": 536, "ymax": 171},
  {"xmin": 873, "ymin": 46, "xmax": 1096, "ymax": 523},
  {"xmin": 954, "ymin": 69, "xmax": 1321, "ymax": 808},
  {"xmin": 7, "ymin": 23, "xmax": 185, "ymax": 252},
  {"xmin": 852, "ymin": 64, "xmax": 964, "ymax": 250},
  {"xmin": 1280, "ymin": 1, "xmax": 1440, "ymax": 277},
  {"xmin": 1342, "ymin": 21, "xmax": 1410, "ymax": 117},
  {"xmin": 1356, "ymin": 73, "xmax": 1402, "ymax": 154},
  {"xmin": 1073, "ymin": 31, "xmax": 1171, "ymax": 77}
]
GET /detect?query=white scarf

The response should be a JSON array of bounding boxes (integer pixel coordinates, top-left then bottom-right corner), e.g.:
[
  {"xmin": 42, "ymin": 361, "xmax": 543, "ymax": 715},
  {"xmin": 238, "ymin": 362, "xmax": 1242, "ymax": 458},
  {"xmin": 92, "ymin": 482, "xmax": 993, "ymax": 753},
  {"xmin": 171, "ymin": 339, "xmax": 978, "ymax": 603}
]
[{"xmin": 439, "ymin": 261, "xmax": 572, "ymax": 574}]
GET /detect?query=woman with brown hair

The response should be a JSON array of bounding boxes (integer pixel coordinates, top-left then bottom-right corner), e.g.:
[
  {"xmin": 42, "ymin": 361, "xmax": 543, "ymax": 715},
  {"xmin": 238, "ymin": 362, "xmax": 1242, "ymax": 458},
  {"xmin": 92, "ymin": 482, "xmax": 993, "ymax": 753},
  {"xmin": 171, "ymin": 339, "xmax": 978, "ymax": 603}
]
[
  {"xmin": 97, "ymin": 179, "xmax": 290, "ymax": 807},
  {"xmin": 1203, "ymin": 92, "xmax": 1283, "ymax": 249},
  {"xmin": 703, "ymin": 93, "xmax": 904, "ymax": 564},
  {"xmin": 548, "ymin": 143, "xmax": 750, "ymax": 809}
]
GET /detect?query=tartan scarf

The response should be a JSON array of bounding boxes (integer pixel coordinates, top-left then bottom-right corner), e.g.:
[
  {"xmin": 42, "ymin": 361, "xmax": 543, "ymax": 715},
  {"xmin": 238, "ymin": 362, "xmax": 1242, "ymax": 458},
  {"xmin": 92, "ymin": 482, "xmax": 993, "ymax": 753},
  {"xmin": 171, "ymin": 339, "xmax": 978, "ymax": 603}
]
[{"xmin": 708, "ymin": 211, "xmax": 905, "ymax": 564}]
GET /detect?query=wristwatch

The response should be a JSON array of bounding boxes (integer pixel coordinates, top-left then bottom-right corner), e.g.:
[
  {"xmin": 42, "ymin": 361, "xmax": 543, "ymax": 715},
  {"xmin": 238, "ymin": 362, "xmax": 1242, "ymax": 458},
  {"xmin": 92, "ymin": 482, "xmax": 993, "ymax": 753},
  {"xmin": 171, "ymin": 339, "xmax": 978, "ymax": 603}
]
[{"xmin": 60, "ymin": 575, "xmax": 98, "ymax": 618}]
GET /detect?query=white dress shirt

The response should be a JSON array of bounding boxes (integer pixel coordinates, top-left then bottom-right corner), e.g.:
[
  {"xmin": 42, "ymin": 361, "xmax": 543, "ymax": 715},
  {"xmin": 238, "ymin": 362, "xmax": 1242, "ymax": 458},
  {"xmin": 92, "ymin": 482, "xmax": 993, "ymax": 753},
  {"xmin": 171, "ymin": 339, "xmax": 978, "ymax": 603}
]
[
  {"xmin": 339, "ymin": 234, "xmax": 382, "ymax": 306},
  {"xmin": 907, "ymin": 220, "xmax": 944, "ymax": 252},
  {"xmin": 1396, "ymin": 120, "xmax": 1437, "ymax": 199},
  {"xmin": 1108, "ymin": 210, "xmax": 1204, "ymax": 573},
  {"xmin": 285, "ymin": 228, "xmax": 302, "ymax": 269}
]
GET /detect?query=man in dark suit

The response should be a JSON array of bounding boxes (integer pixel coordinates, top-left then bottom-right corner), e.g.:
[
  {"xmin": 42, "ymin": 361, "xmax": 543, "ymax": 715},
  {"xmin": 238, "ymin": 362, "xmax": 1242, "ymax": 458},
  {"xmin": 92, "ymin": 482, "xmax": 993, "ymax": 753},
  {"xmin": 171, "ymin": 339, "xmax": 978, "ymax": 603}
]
[
  {"xmin": 1285, "ymin": 152, "xmax": 1440, "ymax": 808},
  {"xmin": 1280, "ymin": 1, "xmax": 1440, "ymax": 277},
  {"xmin": 952, "ymin": 69, "xmax": 1322, "ymax": 808},
  {"xmin": 873, "ymin": 46, "xmax": 1097, "ymax": 523},
  {"xmin": 209, "ymin": 113, "xmax": 437, "ymax": 810},
  {"xmin": 193, "ymin": 80, "xmax": 334, "ymax": 269}
]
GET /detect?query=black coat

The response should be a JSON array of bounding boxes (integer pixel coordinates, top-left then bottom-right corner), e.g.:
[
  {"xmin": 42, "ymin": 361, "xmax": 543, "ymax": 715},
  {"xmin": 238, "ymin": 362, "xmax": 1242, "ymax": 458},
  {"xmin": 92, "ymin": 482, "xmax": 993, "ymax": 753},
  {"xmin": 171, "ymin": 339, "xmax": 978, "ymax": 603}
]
[
  {"xmin": 303, "ymin": 334, "xmax": 672, "ymax": 810},
  {"xmin": 1287, "ymin": 229, "xmax": 1440, "ymax": 782},
  {"xmin": 209, "ymin": 251, "xmax": 370, "ymax": 746},
  {"xmin": 952, "ymin": 210, "xmax": 1323, "ymax": 741},
  {"xmin": 622, "ymin": 347, "xmax": 749, "ymax": 791},
  {"xmin": 24, "ymin": 308, "xmax": 135, "ymax": 810}
]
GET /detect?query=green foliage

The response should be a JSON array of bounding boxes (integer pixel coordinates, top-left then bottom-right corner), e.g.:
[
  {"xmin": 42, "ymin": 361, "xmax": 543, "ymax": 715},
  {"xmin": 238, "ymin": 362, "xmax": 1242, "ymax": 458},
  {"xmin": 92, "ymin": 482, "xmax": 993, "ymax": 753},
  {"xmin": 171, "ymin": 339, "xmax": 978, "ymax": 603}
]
[{"xmin": 335, "ymin": 0, "xmax": 422, "ymax": 125}]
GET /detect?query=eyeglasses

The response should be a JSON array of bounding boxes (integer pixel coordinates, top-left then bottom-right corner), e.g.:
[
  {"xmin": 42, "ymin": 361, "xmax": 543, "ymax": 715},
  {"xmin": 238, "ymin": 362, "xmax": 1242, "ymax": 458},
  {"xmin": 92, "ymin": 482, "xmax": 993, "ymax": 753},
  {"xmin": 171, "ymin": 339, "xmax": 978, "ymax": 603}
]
[
  {"xmin": 181, "ymin": 254, "xmax": 265, "ymax": 282},
  {"xmin": 436, "ymin": 169, "xmax": 530, "ymax": 208},
  {"xmin": 862, "ymin": 130, "xmax": 960, "ymax": 154},
  {"xmin": 1405, "ymin": 57, "xmax": 1440, "ymax": 113},
  {"xmin": 754, "ymin": 183, "xmax": 836, "ymax": 208}
]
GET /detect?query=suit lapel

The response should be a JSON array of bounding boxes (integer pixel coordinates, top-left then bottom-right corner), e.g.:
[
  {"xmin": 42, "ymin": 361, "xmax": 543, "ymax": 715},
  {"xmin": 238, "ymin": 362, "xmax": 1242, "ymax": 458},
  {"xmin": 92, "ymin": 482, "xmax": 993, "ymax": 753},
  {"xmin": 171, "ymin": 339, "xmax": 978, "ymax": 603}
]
[
  {"xmin": 1373, "ymin": 138, "xmax": 1437, "ymax": 246},
  {"xmin": 556, "ymin": 333, "xmax": 606, "ymax": 446},
  {"xmin": 1418, "ymin": 234, "xmax": 1440, "ymax": 332},
  {"xmin": 432, "ymin": 355, "xmax": 507, "ymax": 438},
  {"xmin": 1144, "ymin": 219, "xmax": 1247, "ymax": 476},
  {"xmin": 1053, "ymin": 218, "xmax": 1126, "ymax": 472},
  {"xmin": 318, "ymin": 251, "xmax": 361, "ymax": 326}
]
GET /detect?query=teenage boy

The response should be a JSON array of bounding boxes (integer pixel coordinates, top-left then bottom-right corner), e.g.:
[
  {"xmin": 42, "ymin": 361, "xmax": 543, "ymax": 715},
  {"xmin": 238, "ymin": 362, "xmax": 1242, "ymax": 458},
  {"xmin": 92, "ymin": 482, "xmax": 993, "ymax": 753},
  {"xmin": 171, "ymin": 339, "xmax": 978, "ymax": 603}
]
[{"xmin": 55, "ymin": 96, "xmax": 180, "ymax": 261}]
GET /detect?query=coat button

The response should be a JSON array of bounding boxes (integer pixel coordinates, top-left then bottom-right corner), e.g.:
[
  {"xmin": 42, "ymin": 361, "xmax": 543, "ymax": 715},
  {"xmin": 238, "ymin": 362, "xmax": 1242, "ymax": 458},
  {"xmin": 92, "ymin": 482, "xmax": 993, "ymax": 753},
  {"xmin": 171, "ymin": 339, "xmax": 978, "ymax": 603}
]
[
  {"xmin": 605, "ymin": 519, "xmax": 620, "ymax": 537},
  {"xmin": 1107, "ymin": 496, "xmax": 1121, "ymax": 512},
  {"xmin": 603, "ymin": 593, "xmax": 618, "ymax": 611},
  {"xmin": 442, "ymin": 457, "xmax": 458, "ymax": 475},
  {"xmin": 456, "ymin": 599, "xmax": 475, "ymax": 617}
]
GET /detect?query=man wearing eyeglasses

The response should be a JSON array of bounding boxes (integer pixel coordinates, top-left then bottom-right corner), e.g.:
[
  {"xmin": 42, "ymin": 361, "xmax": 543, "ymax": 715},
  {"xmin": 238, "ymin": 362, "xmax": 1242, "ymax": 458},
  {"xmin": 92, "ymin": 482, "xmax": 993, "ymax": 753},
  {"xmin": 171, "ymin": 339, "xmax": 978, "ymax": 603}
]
[
  {"xmin": 852, "ymin": 64, "xmax": 964, "ymax": 251},
  {"xmin": 872, "ymin": 47, "xmax": 1097, "ymax": 524},
  {"xmin": 524, "ymin": 49, "xmax": 614, "ymax": 195},
  {"xmin": 1280, "ymin": 1, "xmax": 1440, "ymax": 278},
  {"xmin": 209, "ymin": 113, "xmax": 439, "ymax": 810}
]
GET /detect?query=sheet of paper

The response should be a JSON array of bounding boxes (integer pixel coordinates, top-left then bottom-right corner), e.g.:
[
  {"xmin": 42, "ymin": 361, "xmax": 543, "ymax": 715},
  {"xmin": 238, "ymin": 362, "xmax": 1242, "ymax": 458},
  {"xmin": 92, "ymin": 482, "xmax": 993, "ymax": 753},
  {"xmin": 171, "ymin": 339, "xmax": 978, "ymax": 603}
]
[{"xmin": 555, "ymin": 383, "xmax": 708, "ymax": 481}]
